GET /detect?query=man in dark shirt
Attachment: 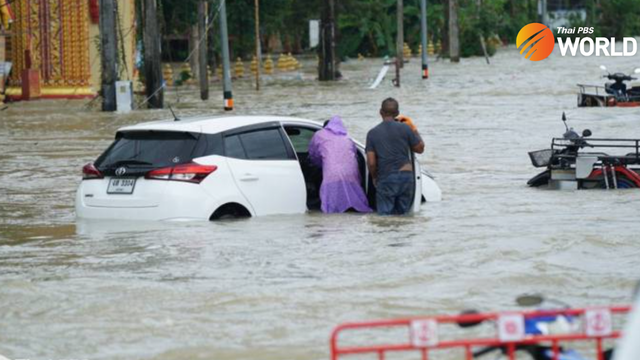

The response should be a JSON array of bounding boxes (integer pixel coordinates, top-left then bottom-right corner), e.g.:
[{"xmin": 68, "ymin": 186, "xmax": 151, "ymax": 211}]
[{"xmin": 365, "ymin": 98, "xmax": 425, "ymax": 215}]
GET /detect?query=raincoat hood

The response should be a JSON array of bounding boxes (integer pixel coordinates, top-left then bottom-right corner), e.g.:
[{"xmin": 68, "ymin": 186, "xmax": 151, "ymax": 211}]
[{"xmin": 325, "ymin": 116, "xmax": 348, "ymax": 136}]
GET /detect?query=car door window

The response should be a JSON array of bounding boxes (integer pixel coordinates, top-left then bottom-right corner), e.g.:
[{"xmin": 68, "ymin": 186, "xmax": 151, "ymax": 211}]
[
  {"xmin": 238, "ymin": 129, "xmax": 291, "ymax": 160},
  {"xmin": 223, "ymin": 128, "xmax": 295, "ymax": 161},
  {"xmin": 224, "ymin": 134, "xmax": 247, "ymax": 159},
  {"xmin": 285, "ymin": 127, "xmax": 317, "ymax": 154},
  {"xmin": 223, "ymin": 125, "xmax": 297, "ymax": 161}
]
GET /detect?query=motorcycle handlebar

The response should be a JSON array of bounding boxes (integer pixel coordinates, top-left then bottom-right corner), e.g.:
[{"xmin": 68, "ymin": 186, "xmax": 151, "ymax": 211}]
[
  {"xmin": 605, "ymin": 74, "xmax": 635, "ymax": 81},
  {"xmin": 570, "ymin": 138, "xmax": 592, "ymax": 148}
]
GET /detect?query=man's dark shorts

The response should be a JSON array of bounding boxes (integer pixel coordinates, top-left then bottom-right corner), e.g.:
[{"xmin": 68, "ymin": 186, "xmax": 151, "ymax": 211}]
[{"xmin": 376, "ymin": 171, "xmax": 414, "ymax": 215}]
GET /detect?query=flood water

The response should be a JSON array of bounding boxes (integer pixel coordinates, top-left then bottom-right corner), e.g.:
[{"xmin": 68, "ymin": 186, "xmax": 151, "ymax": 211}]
[{"xmin": 1, "ymin": 47, "xmax": 640, "ymax": 360}]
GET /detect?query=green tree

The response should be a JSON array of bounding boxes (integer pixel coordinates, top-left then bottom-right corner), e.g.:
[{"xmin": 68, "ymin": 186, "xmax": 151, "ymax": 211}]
[{"xmin": 597, "ymin": 0, "xmax": 640, "ymax": 38}]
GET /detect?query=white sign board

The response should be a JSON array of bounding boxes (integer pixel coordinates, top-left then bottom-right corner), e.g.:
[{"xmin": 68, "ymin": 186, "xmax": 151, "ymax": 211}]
[
  {"xmin": 309, "ymin": 20, "xmax": 320, "ymax": 48},
  {"xmin": 115, "ymin": 80, "xmax": 132, "ymax": 113},
  {"xmin": 410, "ymin": 319, "xmax": 439, "ymax": 347},
  {"xmin": 497, "ymin": 314, "xmax": 525, "ymax": 342},
  {"xmin": 0, "ymin": 62, "xmax": 12, "ymax": 77},
  {"xmin": 585, "ymin": 308, "xmax": 612, "ymax": 337}
]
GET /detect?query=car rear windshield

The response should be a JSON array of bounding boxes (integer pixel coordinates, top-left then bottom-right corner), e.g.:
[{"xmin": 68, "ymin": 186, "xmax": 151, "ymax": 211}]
[{"xmin": 95, "ymin": 131, "xmax": 215, "ymax": 170}]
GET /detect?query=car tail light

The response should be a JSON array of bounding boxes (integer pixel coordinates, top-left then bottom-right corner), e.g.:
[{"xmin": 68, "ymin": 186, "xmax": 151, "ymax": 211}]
[
  {"xmin": 82, "ymin": 163, "xmax": 104, "ymax": 180},
  {"xmin": 145, "ymin": 163, "xmax": 217, "ymax": 183}
]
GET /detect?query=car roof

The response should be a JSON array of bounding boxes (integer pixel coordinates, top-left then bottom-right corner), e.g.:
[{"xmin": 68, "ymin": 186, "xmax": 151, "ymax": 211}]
[{"xmin": 117, "ymin": 115, "xmax": 323, "ymax": 134}]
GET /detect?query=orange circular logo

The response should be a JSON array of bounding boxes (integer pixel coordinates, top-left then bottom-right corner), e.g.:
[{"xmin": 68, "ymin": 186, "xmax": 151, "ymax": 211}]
[{"xmin": 516, "ymin": 23, "xmax": 555, "ymax": 61}]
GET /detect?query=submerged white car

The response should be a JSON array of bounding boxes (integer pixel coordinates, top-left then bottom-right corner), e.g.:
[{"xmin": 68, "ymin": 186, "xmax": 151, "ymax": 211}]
[{"xmin": 76, "ymin": 115, "xmax": 441, "ymax": 221}]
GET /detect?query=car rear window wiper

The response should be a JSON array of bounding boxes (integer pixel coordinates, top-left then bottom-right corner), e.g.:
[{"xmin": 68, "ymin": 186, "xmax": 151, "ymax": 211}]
[{"xmin": 103, "ymin": 159, "xmax": 153, "ymax": 169}]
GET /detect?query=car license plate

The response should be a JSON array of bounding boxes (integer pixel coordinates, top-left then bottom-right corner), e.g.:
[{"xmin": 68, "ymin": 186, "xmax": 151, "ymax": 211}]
[{"xmin": 107, "ymin": 177, "xmax": 137, "ymax": 194}]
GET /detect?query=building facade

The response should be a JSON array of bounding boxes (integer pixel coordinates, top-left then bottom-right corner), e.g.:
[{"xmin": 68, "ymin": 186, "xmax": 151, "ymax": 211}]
[
  {"xmin": 5, "ymin": 0, "xmax": 136, "ymax": 100},
  {"xmin": 0, "ymin": 1, "xmax": 13, "ymax": 102}
]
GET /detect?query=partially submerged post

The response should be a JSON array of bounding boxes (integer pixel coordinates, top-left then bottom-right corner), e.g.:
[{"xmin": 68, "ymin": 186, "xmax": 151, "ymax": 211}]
[
  {"xmin": 100, "ymin": 0, "xmax": 118, "ymax": 111},
  {"xmin": 219, "ymin": 0, "xmax": 233, "ymax": 110},
  {"xmin": 393, "ymin": 0, "xmax": 403, "ymax": 87},
  {"xmin": 318, "ymin": 0, "xmax": 336, "ymax": 81},
  {"xmin": 419, "ymin": 0, "xmax": 429, "ymax": 79},
  {"xmin": 396, "ymin": 0, "xmax": 404, "ymax": 69},
  {"xmin": 254, "ymin": 0, "xmax": 261, "ymax": 91},
  {"xmin": 449, "ymin": 0, "xmax": 460, "ymax": 63},
  {"xmin": 198, "ymin": 0, "xmax": 209, "ymax": 100},
  {"xmin": 143, "ymin": 0, "xmax": 164, "ymax": 108}
]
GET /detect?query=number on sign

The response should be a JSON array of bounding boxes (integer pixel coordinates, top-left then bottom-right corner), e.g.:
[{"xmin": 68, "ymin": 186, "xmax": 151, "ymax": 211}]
[
  {"xmin": 585, "ymin": 308, "xmax": 612, "ymax": 337},
  {"xmin": 497, "ymin": 314, "xmax": 525, "ymax": 342},
  {"xmin": 411, "ymin": 319, "xmax": 439, "ymax": 347}
]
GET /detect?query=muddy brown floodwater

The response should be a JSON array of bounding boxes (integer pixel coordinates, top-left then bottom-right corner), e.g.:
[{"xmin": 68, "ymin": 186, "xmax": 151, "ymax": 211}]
[{"xmin": 1, "ymin": 46, "xmax": 640, "ymax": 360}]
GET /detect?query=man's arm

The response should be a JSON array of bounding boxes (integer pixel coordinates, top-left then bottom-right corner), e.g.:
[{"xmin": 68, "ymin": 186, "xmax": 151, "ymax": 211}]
[
  {"xmin": 412, "ymin": 136, "xmax": 425, "ymax": 154},
  {"xmin": 367, "ymin": 151, "xmax": 378, "ymax": 185},
  {"xmin": 409, "ymin": 130, "xmax": 425, "ymax": 154},
  {"xmin": 398, "ymin": 115, "xmax": 425, "ymax": 154}
]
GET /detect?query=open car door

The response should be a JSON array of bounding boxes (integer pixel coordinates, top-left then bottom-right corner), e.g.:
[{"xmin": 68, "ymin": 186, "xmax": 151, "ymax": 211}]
[{"xmin": 412, "ymin": 154, "xmax": 422, "ymax": 213}]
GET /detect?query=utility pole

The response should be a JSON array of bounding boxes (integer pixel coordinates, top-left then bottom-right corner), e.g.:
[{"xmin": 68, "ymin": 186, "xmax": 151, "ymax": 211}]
[
  {"xmin": 198, "ymin": 0, "xmax": 209, "ymax": 100},
  {"xmin": 419, "ymin": 0, "xmax": 429, "ymax": 79},
  {"xmin": 219, "ymin": 0, "xmax": 233, "ymax": 110},
  {"xmin": 393, "ymin": 0, "xmax": 403, "ymax": 87},
  {"xmin": 541, "ymin": 0, "xmax": 548, "ymax": 26},
  {"xmin": 449, "ymin": 0, "xmax": 460, "ymax": 62},
  {"xmin": 318, "ymin": 0, "xmax": 336, "ymax": 81},
  {"xmin": 99, "ymin": 0, "xmax": 118, "ymax": 111},
  {"xmin": 254, "ymin": 0, "xmax": 261, "ymax": 91},
  {"xmin": 396, "ymin": 0, "xmax": 404, "ymax": 68},
  {"xmin": 143, "ymin": 0, "xmax": 163, "ymax": 108},
  {"xmin": 442, "ymin": 0, "xmax": 449, "ymax": 57},
  {"xmin": 207, "ymin": 6, "xmax": 217, "ymax": 77}
]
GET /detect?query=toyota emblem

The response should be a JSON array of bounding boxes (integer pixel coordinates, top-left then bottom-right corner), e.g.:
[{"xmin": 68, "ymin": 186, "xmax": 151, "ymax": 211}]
[{"xmin": 115, "ymin": 167, "xmax": 127, "ymax": 176}]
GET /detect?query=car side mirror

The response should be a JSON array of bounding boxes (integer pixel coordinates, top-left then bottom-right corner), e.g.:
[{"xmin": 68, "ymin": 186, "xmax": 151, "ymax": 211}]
[{"xmin": 582, "ymin": 129, "xmax": 592, "ymax": 137}]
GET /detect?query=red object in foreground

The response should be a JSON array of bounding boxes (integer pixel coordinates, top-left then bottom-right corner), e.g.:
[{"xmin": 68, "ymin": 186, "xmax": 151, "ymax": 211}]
[{"xmin": 330, "ymin": 306, "xmax": 631, "ymax": 360}]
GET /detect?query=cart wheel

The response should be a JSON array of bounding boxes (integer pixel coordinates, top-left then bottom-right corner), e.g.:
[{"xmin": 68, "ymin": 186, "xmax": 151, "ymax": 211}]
[
  {"xmin": 595, "ymin": 175, "xmax": 638, "ymax": 189},
  {"xmin": 615, "ymin": 177, "xmax": 637, "ymax": 189}
]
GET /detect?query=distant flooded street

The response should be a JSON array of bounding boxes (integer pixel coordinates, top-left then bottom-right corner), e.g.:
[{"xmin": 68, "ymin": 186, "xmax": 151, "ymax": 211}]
[{"xmin": 2, "ymin": 47, "xmax": 640, "ymax": 360}]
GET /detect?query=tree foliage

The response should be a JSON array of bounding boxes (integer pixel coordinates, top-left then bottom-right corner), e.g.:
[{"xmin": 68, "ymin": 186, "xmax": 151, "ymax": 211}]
[{"xmin": 156, "ymin": 0, "xmax": 640, "ymax": 60}]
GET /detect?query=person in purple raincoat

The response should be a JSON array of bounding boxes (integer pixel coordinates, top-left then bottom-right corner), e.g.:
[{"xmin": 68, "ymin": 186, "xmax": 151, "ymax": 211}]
[{"xmin": 308, "ymin": 116, "xmax": 372, "ymax": 214}]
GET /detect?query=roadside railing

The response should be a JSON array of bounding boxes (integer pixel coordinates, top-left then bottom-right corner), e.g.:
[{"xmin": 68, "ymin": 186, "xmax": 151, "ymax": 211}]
[
  {"xmin": 330, "ymin": 306, "xmax": 631, "ymax": 360},
  {"xmin": 577, "ymin": 84, "xmax": 607, "ymax": 96}
]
